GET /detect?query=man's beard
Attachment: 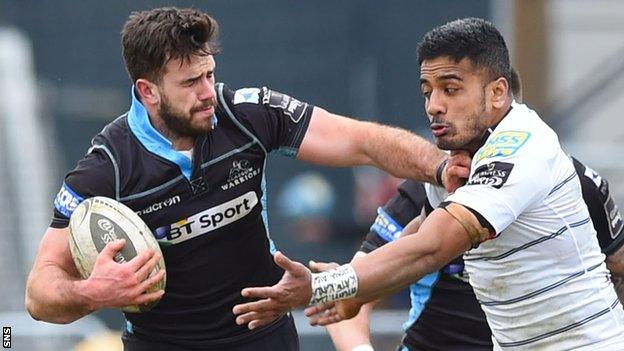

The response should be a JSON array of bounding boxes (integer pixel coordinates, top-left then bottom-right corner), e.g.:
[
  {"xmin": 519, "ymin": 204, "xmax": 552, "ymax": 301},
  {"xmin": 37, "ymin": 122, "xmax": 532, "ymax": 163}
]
[
  {"xmin": 435, "ymin": 95, "xmax": 488, "ymax": 151},
  {"xmin": 159, "ymin": 95, "xmax": 217, "ymax": 138}
]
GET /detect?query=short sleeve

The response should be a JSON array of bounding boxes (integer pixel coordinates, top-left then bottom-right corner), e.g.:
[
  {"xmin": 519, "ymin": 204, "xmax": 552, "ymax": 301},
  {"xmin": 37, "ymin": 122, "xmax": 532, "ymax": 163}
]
[
  {"xmin": 50, "ymin": 147, "xmax": 116, "ymax": 228},
  {"xmin": 447, "ymin": 138, "xmax": 551, "ymax": 235},
  {"xmin": 219, "ymin": 84, "xmax": 314, "ymax": 156},
  {"xmin": 573, "ymin": 157, "xmax": 624, "ymax": 254}
]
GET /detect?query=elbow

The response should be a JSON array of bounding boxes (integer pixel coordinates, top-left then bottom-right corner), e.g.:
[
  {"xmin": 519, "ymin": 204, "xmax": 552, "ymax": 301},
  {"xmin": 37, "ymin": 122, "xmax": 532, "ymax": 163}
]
[
  {"xmin": 25, "ymin": 286, "xmax": 75, "ymax": 324},
  {"xmin": 24, "ymin": 293, "xmax": 43, "ymax": 322}
]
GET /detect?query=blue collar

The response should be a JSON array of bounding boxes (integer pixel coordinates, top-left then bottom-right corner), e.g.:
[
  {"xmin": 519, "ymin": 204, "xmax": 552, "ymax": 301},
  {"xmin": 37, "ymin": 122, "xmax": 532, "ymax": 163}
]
[{"xmin": 127, "ymin": 87, "xmax": 194, "ymax": 180}]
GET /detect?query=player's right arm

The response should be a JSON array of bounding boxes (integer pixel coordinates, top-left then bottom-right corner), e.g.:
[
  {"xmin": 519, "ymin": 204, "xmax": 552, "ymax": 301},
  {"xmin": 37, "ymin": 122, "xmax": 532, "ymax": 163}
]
[
  {"xmin": 25, "ymin": 227, "xmax": 164, "ymax": 324},
  {"xmin": 25, "ymin": 144, "xmax": 164, "ymax": 324}
]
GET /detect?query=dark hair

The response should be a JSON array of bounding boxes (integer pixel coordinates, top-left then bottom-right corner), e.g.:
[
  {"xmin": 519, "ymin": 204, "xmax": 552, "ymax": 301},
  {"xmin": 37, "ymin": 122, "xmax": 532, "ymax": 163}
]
[
  {"xmin": 417, "ymin": 17, "xmax": 511, "ymax": 84},
  {"xmin": 509, "ymin": 67, "xmax": 522, "ymax": 99},
  {"xmin": 121, "ymin": 7, "xmax": 220, "ymax": 83}
]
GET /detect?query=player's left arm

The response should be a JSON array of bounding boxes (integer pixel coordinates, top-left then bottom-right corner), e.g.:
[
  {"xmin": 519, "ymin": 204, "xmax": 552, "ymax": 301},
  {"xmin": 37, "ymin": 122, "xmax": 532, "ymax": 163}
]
[
  {"xmin": 607, "ymin": 247, "xmax": 624, "ymax": 303},
  {"xmin": 297, "ymin": 107, "xmax": 469, "ymax": 190}
]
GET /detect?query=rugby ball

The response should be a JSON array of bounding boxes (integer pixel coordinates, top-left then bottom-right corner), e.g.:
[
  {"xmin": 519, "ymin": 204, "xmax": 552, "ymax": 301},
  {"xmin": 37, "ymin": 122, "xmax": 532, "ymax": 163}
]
[{"xmin": 68, "ymin": 196, "xmax": 166, "ymax": 313}]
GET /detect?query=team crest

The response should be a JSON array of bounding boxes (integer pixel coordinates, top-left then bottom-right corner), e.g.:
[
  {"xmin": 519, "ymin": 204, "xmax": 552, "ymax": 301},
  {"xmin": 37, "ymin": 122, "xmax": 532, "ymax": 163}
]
[{"xmin": 220, "ymin": 159, "xmax": 261, "ymax": 190}]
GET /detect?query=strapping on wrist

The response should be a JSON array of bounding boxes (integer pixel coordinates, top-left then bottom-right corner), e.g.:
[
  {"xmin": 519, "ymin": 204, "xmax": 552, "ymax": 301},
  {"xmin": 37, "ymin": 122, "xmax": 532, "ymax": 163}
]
[
  {"xmin": 309, "ymin": 264, "xmax": 358, "ymax": 305},
  {"xmin": 435, "ymin": 158, "xmax": 448, "ymax": 187}
]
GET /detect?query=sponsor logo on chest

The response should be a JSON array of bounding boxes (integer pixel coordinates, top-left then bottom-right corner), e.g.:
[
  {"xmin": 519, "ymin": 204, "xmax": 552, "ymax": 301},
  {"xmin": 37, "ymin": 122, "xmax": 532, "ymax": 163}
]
[
  {"xmin": 467, "ymin": 161, "xmax": 515, "ymax": 189},
  {"xmin": 220, "ymin": 159, "xmax": 261, "ymax": 190},
  {"xmin": 154, "ymin": 191, "xmax": 258, "ymax": 245},
  {"xmin": 136, "ymin": 195, "xmax": 181, "ymax": 216},
  {"xmin": 475, "ymin": 131, "xmax": 530, "ymax": 163}
]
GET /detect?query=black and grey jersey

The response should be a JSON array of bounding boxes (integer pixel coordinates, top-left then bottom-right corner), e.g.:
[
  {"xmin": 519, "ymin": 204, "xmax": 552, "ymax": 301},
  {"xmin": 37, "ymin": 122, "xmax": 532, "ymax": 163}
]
[
  {"xmin": 360, "ymin": 157, "xmax": 624, "ymax": 350},
  {"xmin": 51, "ymin": 83, "xmax": 313, "ymax": 348}
]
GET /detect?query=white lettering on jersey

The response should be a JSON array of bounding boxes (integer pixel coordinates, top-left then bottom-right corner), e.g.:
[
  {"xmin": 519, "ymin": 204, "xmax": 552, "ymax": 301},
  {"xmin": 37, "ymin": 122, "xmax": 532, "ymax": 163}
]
[{"xmin": 154, "ymin": 191, "xmax": 258, "ymax": 245}]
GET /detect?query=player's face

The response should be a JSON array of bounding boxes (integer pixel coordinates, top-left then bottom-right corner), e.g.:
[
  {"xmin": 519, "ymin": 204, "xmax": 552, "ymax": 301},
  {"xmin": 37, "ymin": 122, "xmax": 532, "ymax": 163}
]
[
  {"xmin": 157, "ymin": 54, "xmax": 217, "ymax": 136},
  {"xmin": 420, "ymin": 57, "xmax": 493, "ymax": 152}
]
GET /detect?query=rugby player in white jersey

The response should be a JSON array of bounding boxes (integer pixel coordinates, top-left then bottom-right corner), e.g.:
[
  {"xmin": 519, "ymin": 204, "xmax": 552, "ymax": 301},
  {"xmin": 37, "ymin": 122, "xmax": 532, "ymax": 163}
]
[{"xmin": 233, "ymin": 17, "xmax": 624, "ymax": 350}]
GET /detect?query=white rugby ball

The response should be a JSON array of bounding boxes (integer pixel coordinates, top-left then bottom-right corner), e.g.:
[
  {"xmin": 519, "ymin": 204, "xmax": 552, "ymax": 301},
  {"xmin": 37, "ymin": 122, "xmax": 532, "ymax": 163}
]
[{"xmin": 68, "ymin": 196, "xmax": 166, "ymax": 313}]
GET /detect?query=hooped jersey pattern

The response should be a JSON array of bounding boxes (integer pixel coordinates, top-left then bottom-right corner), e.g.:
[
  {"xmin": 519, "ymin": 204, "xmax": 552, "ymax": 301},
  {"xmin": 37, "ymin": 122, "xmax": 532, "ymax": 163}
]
[{"xmin": 442, "ymin": 102, "xmax": 624, "ymax": 350}]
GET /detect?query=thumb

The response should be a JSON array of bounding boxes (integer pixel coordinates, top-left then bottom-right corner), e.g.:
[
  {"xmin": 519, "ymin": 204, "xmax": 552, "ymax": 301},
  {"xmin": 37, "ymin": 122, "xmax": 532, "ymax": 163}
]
[
  {"xmin": 309, "ymin": 260, "xmax": 338, "ymax": 273},
  {"xmin": 100, "ymin": 239, "xmax": 126, "ymax": 259},
  {"xmin": 274, "ymin": 251, "xmax": 298, "ymax": 272}
]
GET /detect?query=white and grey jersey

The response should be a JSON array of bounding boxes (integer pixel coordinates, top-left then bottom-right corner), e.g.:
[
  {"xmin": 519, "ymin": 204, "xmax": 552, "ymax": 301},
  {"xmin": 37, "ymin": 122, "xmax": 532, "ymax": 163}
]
[{"xmin": 431, "ymin": 102, "xmax": 624, "ymax": 350}]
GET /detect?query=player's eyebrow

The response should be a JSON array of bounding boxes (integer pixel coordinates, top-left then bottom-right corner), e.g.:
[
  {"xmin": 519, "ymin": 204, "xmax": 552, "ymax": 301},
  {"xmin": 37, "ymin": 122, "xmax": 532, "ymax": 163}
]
[
  {"xmin": 420, "ymin": 73, "xmax": 463, "ymax": 85},
  {"xmin": 182, "ymin": 73, "xmax": 203, "ymax": 84},
  {"xmin": 438, "ymin": 74, "xmax": 463, "ymax": 81}
]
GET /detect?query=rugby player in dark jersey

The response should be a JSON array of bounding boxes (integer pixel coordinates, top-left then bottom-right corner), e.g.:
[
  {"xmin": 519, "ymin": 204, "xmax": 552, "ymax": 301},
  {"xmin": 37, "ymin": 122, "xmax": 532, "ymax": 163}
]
[
  {"xmin": 322, "ymin": 158, "xmax": 624, "ymax": 350},
  {"xmin": 24, "ymin": 7, "xmax": 469, "ymax": 351}
]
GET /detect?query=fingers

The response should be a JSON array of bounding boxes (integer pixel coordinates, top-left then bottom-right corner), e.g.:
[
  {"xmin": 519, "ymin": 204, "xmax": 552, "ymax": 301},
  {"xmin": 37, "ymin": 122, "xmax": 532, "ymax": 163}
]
[
  {"xmin": 248, "ymin": 317, "xmax": 280, "ymax": 330},
  {"xmin": 99, "ymin": 239, "xmax": 126, "ymax": 259},
  {"xmin": 308, "ymin": 309, "xmax": 343, "ymax": 326},
  {"xmin": 127, "ymin": 249, "xmax": 156, "ymax": 271},
  {"xmin": 233, "ymin": 297, "xmax": 285, "ymax": 315},
  {"xmin": 303, "ymin": 302, "xmax": 334, "ymax": 317},
  {"xmin": 448, "ymin": 164, "xmax": 470, "ymax": 179},
  {"xmin": 240, "ymin": 286, "xmax": 281, "ymax": 300},
  {"xmin": 134, "ymin": 251, "xmax": 161, "ymax": 281},
  {"xmin": 133, "ymin": 289, "xmax": 165, "ymax": 305},
  {"xmin": 235, "ymin": 311, "xmax": 282, "ymax": 329},
  {"xmin": 309, "ymin": 260, "xmax": 338, "ymax": 273},
  {"xmin": 137, "ymin": 269, "xmax": 166, "ymax": 293}
]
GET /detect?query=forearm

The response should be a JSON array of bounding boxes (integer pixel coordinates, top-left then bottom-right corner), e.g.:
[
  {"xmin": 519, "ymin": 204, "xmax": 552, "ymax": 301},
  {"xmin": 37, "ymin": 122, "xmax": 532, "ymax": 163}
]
[
  {"xmin": 607, "ymin": 247, "xmax": 624, "ymax": 305},
  {"xmin": 26, "ymin": 264, "xmax": 93, "ymax": 324},
  {"xmin": 352, "ymin": 234, "xmax": 441, "ymax": 302},
  {"xmin": 326, "ymin": 209, "xmax": 469, "ymax": 303},
  {"xmin": 326, "ymin": 302, "xmax": 374, "ymax": 351},
  {"xmin": 298, "ymin": 108, "xmax": 445, "ymax": 183},
  {"xmin": 361, "ymin": 123, "xmax": 446, "ymax": 183}
]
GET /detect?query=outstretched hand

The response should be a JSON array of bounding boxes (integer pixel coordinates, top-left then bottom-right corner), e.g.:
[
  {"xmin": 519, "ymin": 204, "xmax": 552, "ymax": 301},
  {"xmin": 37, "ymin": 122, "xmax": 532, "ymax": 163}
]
[
  {"xmin": 304, "ymin": 259, "xmax": 363, "ymax": 326},
  {"xmin": 443, "ymin": 150, "xmax": 471, "ymax": 192},
  {"xmin": 233, "ymin": 251, "xmax": 312, "ymax": 329}
]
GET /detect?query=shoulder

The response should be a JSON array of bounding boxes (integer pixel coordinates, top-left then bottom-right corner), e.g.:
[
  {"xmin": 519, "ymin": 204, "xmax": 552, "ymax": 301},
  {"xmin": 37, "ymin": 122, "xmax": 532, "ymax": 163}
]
[{"xmin": 473, "ymin": 104, "xmax": 560, "ymax": 170}]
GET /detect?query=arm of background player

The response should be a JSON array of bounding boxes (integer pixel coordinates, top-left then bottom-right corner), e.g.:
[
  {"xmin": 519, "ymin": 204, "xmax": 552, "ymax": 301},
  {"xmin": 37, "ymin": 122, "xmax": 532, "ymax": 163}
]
[
  {"xmin": 296, "ymin": 107, "xmax": 470, "ymax": 191},
  {"xmin": 607, "ymin": 246, "xmax": 624, "ymax": 304},
  {"xmin": 25, "ymin": 227, "xmax": 164, "ymax": 324}
]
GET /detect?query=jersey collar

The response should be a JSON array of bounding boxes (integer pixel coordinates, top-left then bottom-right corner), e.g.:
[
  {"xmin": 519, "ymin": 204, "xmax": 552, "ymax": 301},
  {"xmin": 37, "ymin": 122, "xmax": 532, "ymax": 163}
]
[
  {"xmin": 473, "ymin": 103, "xmax": 515, "ymax": 155},
  {"xmin": 127, "ymin": 86, "xmax": 194, "ymax": 180}
]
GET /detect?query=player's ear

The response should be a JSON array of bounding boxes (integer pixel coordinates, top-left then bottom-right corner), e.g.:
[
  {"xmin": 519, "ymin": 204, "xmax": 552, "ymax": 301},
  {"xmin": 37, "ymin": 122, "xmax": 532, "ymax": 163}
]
[
  {"xmin": 135, "ymin": 78, "xmax": 160, "ymax": 106},
  {"xmin": 489, "ymin": 77, "xmax": 509, "ymax": 109}
]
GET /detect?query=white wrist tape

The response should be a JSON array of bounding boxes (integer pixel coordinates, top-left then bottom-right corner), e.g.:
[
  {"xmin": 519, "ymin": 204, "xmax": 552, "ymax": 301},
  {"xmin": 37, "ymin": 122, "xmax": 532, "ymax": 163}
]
[
  {"xmin": 351, "ymin": 345, "xmax": 374, "ymax": 351},
  {"xmin": 309, "ymin": 264, "xmax": 358, "ymax": 305}
]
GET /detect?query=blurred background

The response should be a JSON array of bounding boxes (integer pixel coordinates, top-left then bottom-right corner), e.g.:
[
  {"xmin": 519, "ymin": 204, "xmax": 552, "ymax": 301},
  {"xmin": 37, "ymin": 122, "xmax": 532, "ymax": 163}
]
[{"xmin": 0, "ymin": 0, "xmax": 622, "ymax": 350}]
